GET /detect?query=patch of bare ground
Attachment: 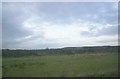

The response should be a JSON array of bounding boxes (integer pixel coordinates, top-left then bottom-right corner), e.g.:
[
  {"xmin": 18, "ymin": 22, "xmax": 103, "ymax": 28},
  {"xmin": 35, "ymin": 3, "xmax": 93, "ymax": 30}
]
[{"xmin": 64, "ymin": 53, "xmax": 118, "ymax": 57}]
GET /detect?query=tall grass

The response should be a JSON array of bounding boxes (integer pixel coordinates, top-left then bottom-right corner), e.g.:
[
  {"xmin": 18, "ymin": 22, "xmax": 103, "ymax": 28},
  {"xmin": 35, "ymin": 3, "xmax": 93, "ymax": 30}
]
[{"xmin": 2, "ymin": 53, "xmax": 118, "ymax": 77}]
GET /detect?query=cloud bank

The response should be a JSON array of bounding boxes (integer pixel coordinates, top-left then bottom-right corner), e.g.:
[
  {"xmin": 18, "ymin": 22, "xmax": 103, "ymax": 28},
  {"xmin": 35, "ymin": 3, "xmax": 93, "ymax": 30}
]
[{"xmin": 2, "ymin": 2, "xmax": 118, "ymax": 49}]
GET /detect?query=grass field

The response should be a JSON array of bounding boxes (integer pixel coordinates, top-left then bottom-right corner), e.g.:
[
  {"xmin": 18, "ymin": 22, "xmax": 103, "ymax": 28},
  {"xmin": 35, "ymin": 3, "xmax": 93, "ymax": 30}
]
[{"xmin": 2, "ymin": 53, "xmax": 118, "ymax": 77}]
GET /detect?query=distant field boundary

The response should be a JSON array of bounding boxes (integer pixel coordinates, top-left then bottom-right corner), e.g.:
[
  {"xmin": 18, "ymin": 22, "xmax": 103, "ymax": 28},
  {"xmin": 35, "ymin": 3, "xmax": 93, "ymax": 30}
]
[{"xmin": 2, "ymin": 46, "xmax": 119, "ymax": 57}]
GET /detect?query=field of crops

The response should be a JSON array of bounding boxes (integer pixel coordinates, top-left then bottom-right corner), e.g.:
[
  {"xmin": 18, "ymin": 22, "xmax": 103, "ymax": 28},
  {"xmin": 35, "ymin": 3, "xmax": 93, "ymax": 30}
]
[{"xmin": 2, "ymin": 53, "xmax": 118, "ymax": 77}]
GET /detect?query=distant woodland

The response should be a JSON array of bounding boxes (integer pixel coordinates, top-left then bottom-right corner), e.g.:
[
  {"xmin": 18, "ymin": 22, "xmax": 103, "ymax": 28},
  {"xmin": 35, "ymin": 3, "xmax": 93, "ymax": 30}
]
[{"xmin": 2, "ymin": 46, "xmax": 119, "ymax": 57}]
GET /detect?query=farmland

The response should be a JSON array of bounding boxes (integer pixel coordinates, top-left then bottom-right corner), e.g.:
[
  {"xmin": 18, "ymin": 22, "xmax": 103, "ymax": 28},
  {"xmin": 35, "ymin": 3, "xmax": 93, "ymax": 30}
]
[{"xmin": 2, "ymin": 46, "xmax": 119, "ymax": 77}]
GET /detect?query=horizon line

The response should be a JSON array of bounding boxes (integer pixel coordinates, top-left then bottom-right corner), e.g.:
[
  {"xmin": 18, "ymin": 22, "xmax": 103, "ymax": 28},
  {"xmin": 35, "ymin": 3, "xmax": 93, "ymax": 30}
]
[{"xmin": 1, "ymin": 45, "xmax": 119, "ymax": 50}]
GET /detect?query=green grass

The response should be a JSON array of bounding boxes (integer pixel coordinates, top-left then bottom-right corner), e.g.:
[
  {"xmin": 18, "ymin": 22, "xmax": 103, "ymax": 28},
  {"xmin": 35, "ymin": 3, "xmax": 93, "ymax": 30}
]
[{"xmin": 2, "ymin": 53, "xmax": 118, "ymax": 77}]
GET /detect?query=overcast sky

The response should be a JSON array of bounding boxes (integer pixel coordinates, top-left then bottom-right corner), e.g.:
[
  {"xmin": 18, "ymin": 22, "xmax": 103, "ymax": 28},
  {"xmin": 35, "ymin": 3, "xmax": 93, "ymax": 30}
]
[{"xmin": 2, "ymin": 2, "xmax": 118, "ymax": 49}]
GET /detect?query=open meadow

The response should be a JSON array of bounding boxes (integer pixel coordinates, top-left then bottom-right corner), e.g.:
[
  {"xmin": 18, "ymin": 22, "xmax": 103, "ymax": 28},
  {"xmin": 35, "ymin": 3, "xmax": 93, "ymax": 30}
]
[{"xmin": 2, "ymin": 53, "xmax": 118, "ymax": 77}]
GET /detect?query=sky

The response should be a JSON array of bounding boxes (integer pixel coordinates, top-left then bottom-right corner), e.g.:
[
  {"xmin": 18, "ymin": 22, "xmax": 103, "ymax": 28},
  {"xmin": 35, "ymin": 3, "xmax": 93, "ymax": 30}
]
[{"xmin": 2, "ymin": 2, "xmax": 118, "ymax": 49}]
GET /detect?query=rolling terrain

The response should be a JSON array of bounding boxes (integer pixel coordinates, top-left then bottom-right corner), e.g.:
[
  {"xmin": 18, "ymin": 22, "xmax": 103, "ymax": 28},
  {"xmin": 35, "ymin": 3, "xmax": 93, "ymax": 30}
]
[{"xmin": 2, "ymin": 46, "xmax": 119, "ymax": 77}]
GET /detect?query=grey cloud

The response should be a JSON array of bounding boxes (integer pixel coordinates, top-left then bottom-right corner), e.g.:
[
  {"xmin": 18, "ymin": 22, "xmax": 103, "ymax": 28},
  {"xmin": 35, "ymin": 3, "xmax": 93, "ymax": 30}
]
[
  {"xmin": 97, "ymin": 38, "xmax": 118, "ymax": 43},
  {"xmin": 33, "ymin": 2, "xmax": 117, "ymax": 24},
  {"xmin": 2, "ymin": 3, "xmax": 33, "ymax": 48},
  {"xmin": 0, "ymin": 3, "xmax": 2, "ymax": 48},
  {"xmin": 2, "ymin": 2, "xmax": 118, "ymax": 49},
  {"xmin": 100, "ymin": 25, "xmax": 118, "ymax": 35},
  {"xmin": 81, "ymin": 25, "xmax": 118, "ymax": 37}
]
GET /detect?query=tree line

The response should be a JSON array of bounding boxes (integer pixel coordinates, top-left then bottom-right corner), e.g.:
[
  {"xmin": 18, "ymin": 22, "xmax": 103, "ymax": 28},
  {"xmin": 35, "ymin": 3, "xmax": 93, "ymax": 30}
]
[{"xmin": 2, "ymin": 46, "xmax": 119, "ymax": 57}]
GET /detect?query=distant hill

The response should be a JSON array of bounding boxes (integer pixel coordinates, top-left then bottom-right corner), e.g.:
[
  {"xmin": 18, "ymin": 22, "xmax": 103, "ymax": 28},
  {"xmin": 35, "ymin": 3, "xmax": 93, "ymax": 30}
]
[{"xmin": 2, "ymin": 46, "xmax": 119, "ymax": 57}]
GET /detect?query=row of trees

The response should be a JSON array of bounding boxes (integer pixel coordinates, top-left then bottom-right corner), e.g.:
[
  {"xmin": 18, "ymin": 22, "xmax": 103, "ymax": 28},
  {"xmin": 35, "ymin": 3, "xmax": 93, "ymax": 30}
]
[{"xmin": 2, "ymin": 46, "xmax": 119, "ymax": 57}]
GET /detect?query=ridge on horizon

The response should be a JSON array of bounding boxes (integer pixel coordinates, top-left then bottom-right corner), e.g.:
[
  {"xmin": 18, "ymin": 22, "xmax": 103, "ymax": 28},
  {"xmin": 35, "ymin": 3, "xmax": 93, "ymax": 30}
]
[{"xmin": 2, "ymin": 45, "xmax": 119, "ymax": 50}]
